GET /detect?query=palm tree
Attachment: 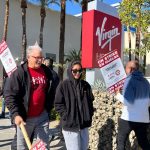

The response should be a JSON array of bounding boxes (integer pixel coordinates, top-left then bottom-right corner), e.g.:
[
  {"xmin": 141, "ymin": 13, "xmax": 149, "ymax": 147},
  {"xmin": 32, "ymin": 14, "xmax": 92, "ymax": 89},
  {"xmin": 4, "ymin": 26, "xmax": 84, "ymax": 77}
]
[
  {"xmin": 81, "ymin": 0, "xmax": 88, "ymax": 13},
  {"xmin": 21, "ymin": 0, "xmax": 27, "ymax": 61},
  {"xmin": 141, "ymin": 33, "xmax": 150, "ymax": 74},
  {"xmin": 29, "ymin": 0, "xmax": 59, "ymax": 48},
  {"xmin": 64, "ymin": 49, "xmax": 81, "ymax": 63},
  {"xmin": 127, "ymin": 27, "xmax": 132, "ymax": 61},
  {"xmin": 80, "ymin": 0, "xmax": 88, "ymax": 50},
  {"xmin": 39, "ymin": 0, "xmax": 46, "ymax": 48},
  {"xmin": 39, "ymin": 0, "xmax": 60, "ymax": 48},
  {"xmin": 58, "ymin": 0, "xmax": 66, "ymax": 81},
  {"xmin": 3, "ymin": 0, "xmax": 9, "ymax": 41}
]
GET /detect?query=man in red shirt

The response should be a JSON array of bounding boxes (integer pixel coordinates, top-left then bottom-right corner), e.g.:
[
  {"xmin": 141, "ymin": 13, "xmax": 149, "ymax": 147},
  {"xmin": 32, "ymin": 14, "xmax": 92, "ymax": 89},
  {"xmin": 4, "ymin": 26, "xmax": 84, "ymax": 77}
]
[{"xmin": 4, "ymin": 43, "xmax": 56, "ymax": 150}]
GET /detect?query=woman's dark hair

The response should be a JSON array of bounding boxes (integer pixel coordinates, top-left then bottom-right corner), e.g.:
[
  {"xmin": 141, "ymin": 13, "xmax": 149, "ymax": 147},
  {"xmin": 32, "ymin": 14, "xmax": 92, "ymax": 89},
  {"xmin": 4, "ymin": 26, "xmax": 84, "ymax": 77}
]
[{"xmin": 71, "ymin": 60, "xmax": 82, "ymax": 69}]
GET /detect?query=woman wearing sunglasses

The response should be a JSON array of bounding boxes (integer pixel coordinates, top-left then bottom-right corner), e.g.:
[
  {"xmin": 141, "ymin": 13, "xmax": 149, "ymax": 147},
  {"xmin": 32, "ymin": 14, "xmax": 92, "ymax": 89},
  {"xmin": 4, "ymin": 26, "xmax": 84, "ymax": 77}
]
[{"xmin": 55, "ymin": 60, "xmax": 94, "ymax": 150}]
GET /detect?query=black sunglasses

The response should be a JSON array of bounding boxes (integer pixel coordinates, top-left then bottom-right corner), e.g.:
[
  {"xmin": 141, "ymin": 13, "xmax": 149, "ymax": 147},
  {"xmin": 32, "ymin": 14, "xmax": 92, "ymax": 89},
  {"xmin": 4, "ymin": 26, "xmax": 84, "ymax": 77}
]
[{"xmin": 72, "ymin": 69, "xmax": 82, "ymax": 74}]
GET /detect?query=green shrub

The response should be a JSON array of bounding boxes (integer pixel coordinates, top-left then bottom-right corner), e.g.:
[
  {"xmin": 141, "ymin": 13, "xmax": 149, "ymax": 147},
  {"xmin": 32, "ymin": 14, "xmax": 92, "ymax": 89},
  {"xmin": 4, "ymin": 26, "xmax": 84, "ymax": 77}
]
[
  {"xmin": 0, "ymin": 99, "xmax": 2, "ymax": 107},
  {"xmin": 50, "ymin": 108, "xmax": 60, "ymax": 120}
]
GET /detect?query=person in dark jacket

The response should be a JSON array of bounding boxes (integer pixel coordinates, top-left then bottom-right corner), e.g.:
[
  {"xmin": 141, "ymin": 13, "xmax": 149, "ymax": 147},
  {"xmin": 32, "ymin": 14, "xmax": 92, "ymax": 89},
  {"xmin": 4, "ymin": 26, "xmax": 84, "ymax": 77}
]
[
  {"xmin": 55, "ymin": 60, "xmax": 94, "ymax": 150},
  {"xmin": 43, "ymin": 57, "xmax": 60, "ymax": 142},
  {"xmin": 0, "ymin": 75, "xmax": 8, "ymax": 118},
  {"xmin": 43, "ymin": 57, "xmax": 59, "ymax": 94},
  {"xmin": 4, "ymin": 43, "xmax": 56, "ymax": 150}
]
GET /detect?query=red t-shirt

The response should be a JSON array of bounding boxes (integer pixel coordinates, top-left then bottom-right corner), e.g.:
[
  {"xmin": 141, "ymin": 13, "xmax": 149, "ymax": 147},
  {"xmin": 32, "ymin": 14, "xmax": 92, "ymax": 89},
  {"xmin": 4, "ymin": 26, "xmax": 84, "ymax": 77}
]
[{"xmin": 27, "ymin": 67, "xmax": 47, "ymax": 117}]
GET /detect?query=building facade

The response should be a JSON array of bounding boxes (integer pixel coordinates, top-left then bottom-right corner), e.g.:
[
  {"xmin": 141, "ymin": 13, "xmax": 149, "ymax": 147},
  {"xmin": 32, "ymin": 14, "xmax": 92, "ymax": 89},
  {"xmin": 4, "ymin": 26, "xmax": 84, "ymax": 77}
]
[{"xmin": 0, "ymin": 0, "xmax": 81, "ymax": 83}]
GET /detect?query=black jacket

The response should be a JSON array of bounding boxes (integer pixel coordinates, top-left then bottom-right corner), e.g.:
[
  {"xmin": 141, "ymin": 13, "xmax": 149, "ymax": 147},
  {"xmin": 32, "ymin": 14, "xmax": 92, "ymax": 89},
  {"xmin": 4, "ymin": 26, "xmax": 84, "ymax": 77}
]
[
  {"xmin": 0, "ymin": 76, "xmax": 8, "ymax": 96},
  {"xmin": 49, "ymin": 68, "xmax": 60, "ymax": 90},
  {"xmin": 54, "ymin": 60, "xmax": 94, "ymax": 131},
  {"xmin": 4, "ymin": 62, "xmax": 56, "ymax": 122}
]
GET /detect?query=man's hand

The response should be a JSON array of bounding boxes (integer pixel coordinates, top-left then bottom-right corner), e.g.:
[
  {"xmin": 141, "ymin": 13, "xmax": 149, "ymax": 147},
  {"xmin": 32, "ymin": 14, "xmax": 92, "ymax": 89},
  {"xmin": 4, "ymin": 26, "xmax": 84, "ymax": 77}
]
[
  {"xmin": 115, "ymin": 87, "xmax": 122, "ymax": 95},
  {"xmin": 14, "ymin": 115, "xmax": 25, "ymax": 126}
]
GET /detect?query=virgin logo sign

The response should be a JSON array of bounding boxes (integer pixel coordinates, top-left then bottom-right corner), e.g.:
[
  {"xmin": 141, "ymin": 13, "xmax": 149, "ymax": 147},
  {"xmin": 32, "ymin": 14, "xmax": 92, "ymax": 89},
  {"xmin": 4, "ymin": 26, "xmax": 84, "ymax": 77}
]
[
  {"xmin": 96, "ymin": 17, "xmax": 120, "ymax": 51},
  {"xmin": 82, "ymin": 10, "xmax": 122, "ymax": 68}
]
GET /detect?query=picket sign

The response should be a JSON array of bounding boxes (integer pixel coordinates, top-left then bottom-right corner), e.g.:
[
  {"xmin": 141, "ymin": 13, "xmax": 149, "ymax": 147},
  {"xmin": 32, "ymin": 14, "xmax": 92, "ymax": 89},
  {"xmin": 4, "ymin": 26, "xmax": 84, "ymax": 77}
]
[
  {"xmin": 0, "ymin": 40, "xmax": 17, "ymax": 76},
  {"xmin": 30, "ymin": 140, "xmax": 46, "ymax": 150},
  {"xmin": 20, "ymin": 123, "xmax": 46, "ymax": 150},
  {"xmin": 97, "ymin": 50, "xmax": 126, "ymax": 94}
]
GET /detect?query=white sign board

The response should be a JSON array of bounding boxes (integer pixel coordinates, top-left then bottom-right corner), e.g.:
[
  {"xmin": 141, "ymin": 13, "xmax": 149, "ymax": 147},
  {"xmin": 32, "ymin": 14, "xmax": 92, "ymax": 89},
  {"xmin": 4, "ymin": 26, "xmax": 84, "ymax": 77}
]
[
  {"xmin": 0, "ymin": 40, "xmax": 17, "ymax": 77},
  {"xmin": 98, "ymin": 50, "xmax": 126, "ymax": 94},
  {"xmin": 88, "ymin": 1, "xmax": 119, "ymax": 18}
]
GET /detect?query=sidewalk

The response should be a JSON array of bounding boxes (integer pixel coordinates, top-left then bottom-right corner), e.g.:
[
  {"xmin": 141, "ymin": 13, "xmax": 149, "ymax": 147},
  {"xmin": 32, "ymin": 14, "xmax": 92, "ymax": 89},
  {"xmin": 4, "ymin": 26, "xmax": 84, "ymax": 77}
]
[{"xmin": 0, "ymin": 113, "xmax": 66, "ymax": 150}]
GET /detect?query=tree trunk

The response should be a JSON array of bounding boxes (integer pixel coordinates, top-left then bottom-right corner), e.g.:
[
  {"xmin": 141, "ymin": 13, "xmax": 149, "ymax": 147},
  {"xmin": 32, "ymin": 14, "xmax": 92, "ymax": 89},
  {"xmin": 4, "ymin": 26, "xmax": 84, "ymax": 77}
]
[
  {"xmin": 135, "ymin": 4, "xmax": 141, "ymax": 62},
  {"xmin": 3, "ymin": 0, "xmax": 9, "ymax": 41},
  {"xmin": 80, "ymin": 0, "xmax": 88, "ymax": 79},
  {"xmin": 58, "ymin": 0, "xmax": 66, "ymax": 81},
  {"xmin": 143, "ymin": 52, "xmax": 146, "ymax": 75},
  {"xmin": 82, "ymin": 0, "xmax": 88, "ymax": 12},
  {"xmin": 80, "ymin": 0, "xmax": 88, "ymax": 51},
  {"xmin": 21, "ymin": 0, "xmax": 27, "ymax": 62},
  {"xmin": 39, "ymin": 0, "xmax": 46, "ymax": 48},
  {"xmin": 135, "ymin": 28, "xmax": 140, "ymax": 61},
  {"xmin": 127, "ymin": 27, "xmax": 131, "ymax": 61}
]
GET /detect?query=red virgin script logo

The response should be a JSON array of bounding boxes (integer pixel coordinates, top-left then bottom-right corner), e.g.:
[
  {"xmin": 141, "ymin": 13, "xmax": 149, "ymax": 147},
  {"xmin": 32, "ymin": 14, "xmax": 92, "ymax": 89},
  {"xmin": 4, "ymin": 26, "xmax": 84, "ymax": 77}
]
[
  {"xmin": 96, "ymin": 17, "xmax": 120, "ymax": 52},
  {"xmin": 81, "ymin": 10, "xmax": 122, "ymax": 68}
]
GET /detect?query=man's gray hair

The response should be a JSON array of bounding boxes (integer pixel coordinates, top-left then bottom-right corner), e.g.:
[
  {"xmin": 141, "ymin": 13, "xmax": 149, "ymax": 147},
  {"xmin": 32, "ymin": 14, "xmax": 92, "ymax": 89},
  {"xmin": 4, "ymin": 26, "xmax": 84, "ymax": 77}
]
[{"xmin": 26, "ymin": 42, "xmax": 42, "ymax": 56}]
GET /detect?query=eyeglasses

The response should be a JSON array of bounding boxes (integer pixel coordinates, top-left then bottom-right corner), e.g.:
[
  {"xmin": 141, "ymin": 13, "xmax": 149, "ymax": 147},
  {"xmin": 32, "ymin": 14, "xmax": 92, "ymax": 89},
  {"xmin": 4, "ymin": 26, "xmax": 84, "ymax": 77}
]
[
  {"xmin": 72, "ymin": 69, "xmax": 82, "ymax": 74},
  {"xmin": 31, "ymin": 56, "xmax": 43, "ymax": 60}
]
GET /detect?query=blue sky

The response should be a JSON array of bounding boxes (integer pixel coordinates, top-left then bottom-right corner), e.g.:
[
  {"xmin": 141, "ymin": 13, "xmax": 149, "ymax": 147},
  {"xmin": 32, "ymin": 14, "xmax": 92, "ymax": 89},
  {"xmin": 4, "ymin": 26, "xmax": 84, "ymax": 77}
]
[
  {"xmin": 29, "ymin": 0, "xmax": 122, "ymax": 15},
  {"xmin": 49, "ymin": 0, "xmax": 122, "ymax": 15}
]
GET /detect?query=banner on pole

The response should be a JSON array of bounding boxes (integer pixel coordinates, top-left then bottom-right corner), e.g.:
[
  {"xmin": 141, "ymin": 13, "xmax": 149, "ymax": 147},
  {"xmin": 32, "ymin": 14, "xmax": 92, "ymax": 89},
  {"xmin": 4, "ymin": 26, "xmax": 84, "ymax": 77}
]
[
  {"xmin": 0, "ymin": 40, "xmax": 17, "ymax": 77},
  {"xmin": 98, "ymin": 50, "xmax": 126, "ymax": 94}
]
